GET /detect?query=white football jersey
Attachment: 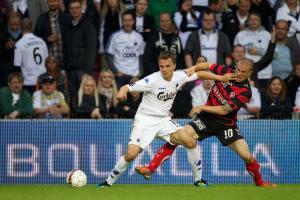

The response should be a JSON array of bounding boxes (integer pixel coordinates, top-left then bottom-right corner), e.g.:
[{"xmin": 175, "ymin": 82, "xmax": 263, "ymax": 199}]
[
  {"xmin": 106, "ymin": 30, "xmax": 144, "ymax": 76},
  {"xmin": 14, "ymin": 33, "xmax": 48, "ymax": 86},
  {"xmin": 127, "ymin": 70, "xmax": 197, "ymax": 117}
]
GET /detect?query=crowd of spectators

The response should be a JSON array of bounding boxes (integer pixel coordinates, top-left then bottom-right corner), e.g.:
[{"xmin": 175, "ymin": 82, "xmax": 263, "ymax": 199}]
[{"xmin": 0, "ymin": 0, "xmax": 300, "ymax": 119}]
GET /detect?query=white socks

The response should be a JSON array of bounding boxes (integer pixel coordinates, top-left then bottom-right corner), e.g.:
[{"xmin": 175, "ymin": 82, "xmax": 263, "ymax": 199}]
[
  {"xmin": 186, "ymin": 146, "xmax": 202, "ymax": 182},
  {"xmin": 106, "ymin": 156, "xmax": 129, "ymax": 185}
]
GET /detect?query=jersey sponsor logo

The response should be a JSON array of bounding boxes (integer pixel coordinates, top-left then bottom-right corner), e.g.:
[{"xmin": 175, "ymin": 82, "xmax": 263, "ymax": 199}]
[
  {"xmin": 229, "ymin": 92, "xmax": 235, "ymax": 98},
  {"xmin": 212, "ymin": 86, "xmax": 228, "ymax": 105},
  {"xmin": 122, "ymin": 53, "xmax": 137, "ymax": 58},
  {"xmin": 157, "ymin": 91, "xmax": 176, "ymax": 101},
  {"xmin": 193, "ymin": 118, "xmax": 206, "ymax": 130},
  {"xmin": 144, "ymin": 78, "xmax": 149, "ymax": 84}
]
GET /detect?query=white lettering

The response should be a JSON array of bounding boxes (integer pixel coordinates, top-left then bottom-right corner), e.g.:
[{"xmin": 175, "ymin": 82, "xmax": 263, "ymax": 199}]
[{"xmin": 7, "ymin": 144, "xmax": 39, "ymax": 177}]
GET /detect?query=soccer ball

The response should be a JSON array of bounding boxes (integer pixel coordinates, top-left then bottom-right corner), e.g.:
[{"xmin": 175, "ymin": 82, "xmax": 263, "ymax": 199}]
[{"xmin": 66, "ymin": 169, "xmax": 87, "ymax": 187}]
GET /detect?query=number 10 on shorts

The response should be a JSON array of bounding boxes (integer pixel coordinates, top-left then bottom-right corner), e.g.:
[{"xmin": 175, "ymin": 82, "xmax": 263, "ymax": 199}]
[{"xmin": 224, "ymin": 129, "xmax": 233, "ymax": 139}]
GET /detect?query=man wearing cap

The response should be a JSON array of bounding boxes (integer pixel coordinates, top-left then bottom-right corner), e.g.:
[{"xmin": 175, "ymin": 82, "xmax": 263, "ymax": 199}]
[{"xmin": 33, "ymin": 74, "xmax": 70, "ymax": 118}]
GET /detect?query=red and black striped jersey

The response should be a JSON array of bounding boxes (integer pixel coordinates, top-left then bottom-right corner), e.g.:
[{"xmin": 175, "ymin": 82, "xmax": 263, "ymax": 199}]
[{"xmin": 200, "ymin": 64, "xmax": 252, "ymax": 127}]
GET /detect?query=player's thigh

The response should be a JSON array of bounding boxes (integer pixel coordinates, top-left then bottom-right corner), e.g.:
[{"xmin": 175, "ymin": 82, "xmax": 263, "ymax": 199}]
[
  {"xmin": 129, "ymin": 115, "xmax": 160, "ymax": 150},
  {"xmin": 170, "ymin": 125, "xmax": 198, "ymax": 149},
  {"xmin": 228, "ymin": 139, "xmax": 252, "ymax": 162}
]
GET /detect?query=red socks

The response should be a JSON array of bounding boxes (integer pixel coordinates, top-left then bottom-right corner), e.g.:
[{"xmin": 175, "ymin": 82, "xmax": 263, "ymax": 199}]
[
  {"xmin": 246, "ymin": 158, "xmax": 264, "ymax": 186},
  {"xmin": 148, "ymin": 143, "xmax": 177, "ymax": 174}
]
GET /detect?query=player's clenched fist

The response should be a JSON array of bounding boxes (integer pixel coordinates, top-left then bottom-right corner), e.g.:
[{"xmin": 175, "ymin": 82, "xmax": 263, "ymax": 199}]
[
  {"xmin": 189, "ymin": 106, "xmax": 202, "ymax": 118},
  {"xmin": 117, "ymin": 85, "xmax": 129, "ymax": 101},
  {"xmin": 222, "ymin": 73, "xmax": 236, "ymax": 84}
]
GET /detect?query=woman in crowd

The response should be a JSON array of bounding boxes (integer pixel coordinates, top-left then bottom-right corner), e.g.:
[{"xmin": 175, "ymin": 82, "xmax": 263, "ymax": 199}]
[
  {"xmin": 72, "ymin": 75, "xmax": 106, "ymax": 119},
  {"xmin": 36, "ymin": 56, "xmax": 68, "ymax": 98},
  {"xmin": 260, "ymin": 76, "xmax": 293, "ymax": 119},
  {"xmin": 174, "ymin": 0, "xmax": 200, "ymax": 48},
  {"xmin": 99, "ymin": 0, "xmax": 125, "ymax": 53},
  {"xmin": 98, "ymin": 69, "xmax": 118, "ymax": 118}
]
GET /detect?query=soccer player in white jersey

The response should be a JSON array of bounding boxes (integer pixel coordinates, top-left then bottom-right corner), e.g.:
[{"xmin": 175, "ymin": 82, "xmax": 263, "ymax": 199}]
[
  {"xmin": 98, "ymin": 51, "xmax": 233, "ymax": 187},
  {"xmin": 14, "ymin": 18, "xmax": 48, "ymax": 94}
]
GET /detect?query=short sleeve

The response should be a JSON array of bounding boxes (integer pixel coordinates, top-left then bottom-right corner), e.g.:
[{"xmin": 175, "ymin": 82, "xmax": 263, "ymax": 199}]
[
  {"xmin": 32, "ymin": 92, "xmax": 41, "ymax": 109},
  {"xmin": 127, "ymin": 73, "xmax": 157, "ymax": 92},
  {"xmin": 228, "ymin": 91, "xmax": 251, "ymax": 111},
  {"xmin": 14, "ymin": 44, "xmax": 22, "ymax": 67},
  {"xmin": 209, "ymin": 64, "xmax": 231, "ymax": 75}
]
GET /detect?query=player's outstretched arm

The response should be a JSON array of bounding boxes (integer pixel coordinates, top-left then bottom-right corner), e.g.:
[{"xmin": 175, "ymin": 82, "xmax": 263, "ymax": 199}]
[
  {"xmin": 196, "ymin": 71, "xmax": 235, "ymax": 83},
  {"xmin": 117, "ymin": 85, "xmax": 129, "ymax": 101},
  {"xmin": 189, "ymin": 105, "xmax": 233, "ymax": 117},
  {"xmin": 186, "ymin": 62, "xmax": 212, "ymax": 76}
]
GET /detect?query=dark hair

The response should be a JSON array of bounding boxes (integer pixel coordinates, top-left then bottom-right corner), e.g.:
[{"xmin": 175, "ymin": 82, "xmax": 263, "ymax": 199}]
[
  {"xmin": 265, "ymin": 76, "xmax": 288, "ymax": 103},
  {"xmin": 8, "ymin": 72, "xmax": 24, "ymax": 83},
  {"xmin": 233, "ymin": 44, "xmax": 246, "ymax": 52},
  {"xmin": 248, "ymin": 11, "xmax": 261, "ymax": 19},
  {"xmin": 122, "ymin": 10, "xmax": 135, "ymax": 20},
  {"xmin": 208, "ymin": 0, "xmax": 220, "ymax": 6},
  {"xmin": 69, "ymin": 0, "xmax": 81, "ymax": 6},
  {"xmin": 202, "ymin": 9, "xmax": 216, "ymax": 20},
  {"xmin": 158, "ymin": 50, "xmax": 176, "ymax": 64}
]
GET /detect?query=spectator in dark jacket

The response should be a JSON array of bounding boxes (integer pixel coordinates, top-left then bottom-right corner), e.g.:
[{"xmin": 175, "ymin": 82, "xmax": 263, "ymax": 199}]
[
  {"xmin": 116, "ymin": 91, "xmax": 142, "ymax": 118},
  {"xmin": 63, "ymin": 0, "xmax": 97, "ymax": 97},
  {"xmin": 260, "ymin": 76, "xmax": 293, "ymax": 119},
  {"xmin": 0, "ymin": 72, "xmax": 33, "ymax": 119},
  {"xmin": 0, "ymin": 11, "xmax": 22, "ymax": 87},
  {"xmin": 286, "ymin": 64, "xmax": 300, "ymax": 105},
  {"xmin": 35, "ymin": 0, "xmax": 70, "ymax": 66},
  {"xmin": 129, "ymin": 0, "xmax": 155, "ymax": 41},
  {"xmin": 72, "ymin": 74, "xmax": 106, "ymax": 118},
  {"xmin": 185, "ymin": 9, "xmax": 232, "ymax": 67},
  {"xmin": 143, "ymin": 12, "xmax": 185, "ymax": 76}
]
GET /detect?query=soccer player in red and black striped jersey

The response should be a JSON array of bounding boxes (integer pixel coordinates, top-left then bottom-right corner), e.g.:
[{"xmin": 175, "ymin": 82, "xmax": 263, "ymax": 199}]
[{"xmin": 135, "ymin": 59, "xmax": 277, "ymax": 187}]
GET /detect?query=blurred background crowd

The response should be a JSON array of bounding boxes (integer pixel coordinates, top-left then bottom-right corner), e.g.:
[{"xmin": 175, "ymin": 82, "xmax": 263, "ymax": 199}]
[{"xmin": 0, "ymin": 0, "xmax": 300, "ymax": 119}]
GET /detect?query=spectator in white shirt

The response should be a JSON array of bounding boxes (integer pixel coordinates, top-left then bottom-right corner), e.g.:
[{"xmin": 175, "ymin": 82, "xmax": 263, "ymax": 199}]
[
  {"xmin": 106, "ymin": 10, "xmax": 144, "ymax": 88},
  {"xmin": 234, "ymin": 11, "xmax": 271, "ymax": 84}
]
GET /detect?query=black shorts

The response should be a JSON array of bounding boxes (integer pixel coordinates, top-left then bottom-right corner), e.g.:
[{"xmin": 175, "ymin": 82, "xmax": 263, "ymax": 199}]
[{"xmin": 188, "ymin": 116, "xmax": 244, "ymax": 146}]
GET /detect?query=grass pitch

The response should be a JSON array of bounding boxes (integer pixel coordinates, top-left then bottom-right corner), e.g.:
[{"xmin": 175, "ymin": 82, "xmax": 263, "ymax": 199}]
[{"xmin": 1, "ymin": 184, "xmax": 299, "ymax": 200}]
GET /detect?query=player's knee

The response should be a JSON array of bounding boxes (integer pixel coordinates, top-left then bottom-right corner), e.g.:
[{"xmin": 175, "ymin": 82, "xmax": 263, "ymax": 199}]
[
  {"xmin": 185, "ymin": 138, "xmax": 197, "ymax": 149},
  {"xmin": 124, "ymin": 151, "xmax": 139, "ymax": 162},
  {"xmin": 241, "ymin": 153, "xmax": 253, "ymax": 163}
]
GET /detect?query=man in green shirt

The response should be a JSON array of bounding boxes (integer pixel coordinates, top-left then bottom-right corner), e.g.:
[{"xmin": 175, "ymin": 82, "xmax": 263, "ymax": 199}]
[
  {"xmin": 146, "ymin": 0, "xmax": 177, "ymax": 30},
  {"xmin": 0, "ymin": 72, "xmax": 33, "ymax": 119}
]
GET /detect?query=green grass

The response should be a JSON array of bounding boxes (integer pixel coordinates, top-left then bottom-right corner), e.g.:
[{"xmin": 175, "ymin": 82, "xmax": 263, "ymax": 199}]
[{"xmin": 1, "ymin": 184, "xmax": 299, "ymax": 200}]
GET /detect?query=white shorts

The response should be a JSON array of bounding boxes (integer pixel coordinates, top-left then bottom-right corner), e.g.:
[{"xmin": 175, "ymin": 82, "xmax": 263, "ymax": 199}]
[{"xmin": 129, "ymin": 113, "xmax": 182, "ymax": 149}]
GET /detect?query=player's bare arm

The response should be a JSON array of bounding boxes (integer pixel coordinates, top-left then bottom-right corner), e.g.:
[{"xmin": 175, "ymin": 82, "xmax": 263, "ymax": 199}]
[
  {"xmin": 117, "ymin": 85, "xmax": 130, "ymax": 101},
  {"xmin": 196, "ymin": 71, "xmax": 236, "ymax": 84},
  {"xmin": 189, "ymin": 104, "xmax": 233, "ymax": 118},
  {"xmin": 185, "ymin": 62, "xmax": 212, "ymax": 76}
]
